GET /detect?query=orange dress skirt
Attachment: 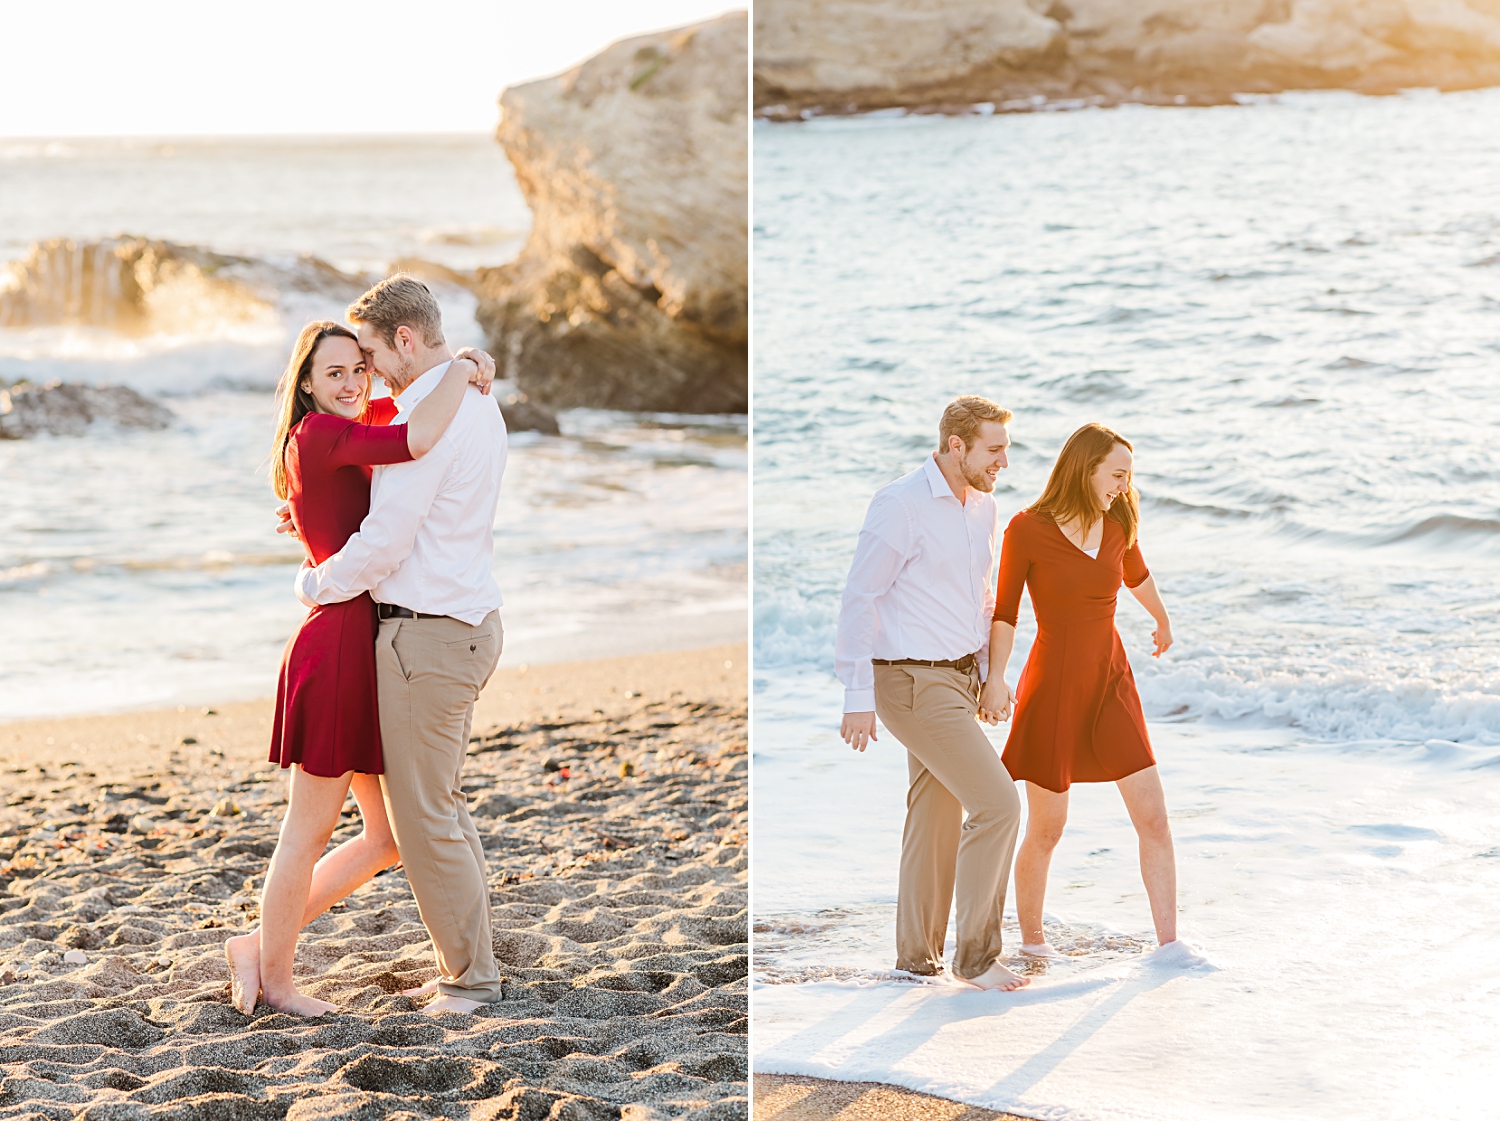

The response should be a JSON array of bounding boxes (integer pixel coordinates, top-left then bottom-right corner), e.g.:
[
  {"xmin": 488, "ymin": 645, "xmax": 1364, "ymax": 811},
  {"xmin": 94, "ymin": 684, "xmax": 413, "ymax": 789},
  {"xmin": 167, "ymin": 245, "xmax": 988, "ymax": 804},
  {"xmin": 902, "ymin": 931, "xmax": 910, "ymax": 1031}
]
[{"xmin": 993, "ymin": 509, "xmax": 1155, "ymax": 793}]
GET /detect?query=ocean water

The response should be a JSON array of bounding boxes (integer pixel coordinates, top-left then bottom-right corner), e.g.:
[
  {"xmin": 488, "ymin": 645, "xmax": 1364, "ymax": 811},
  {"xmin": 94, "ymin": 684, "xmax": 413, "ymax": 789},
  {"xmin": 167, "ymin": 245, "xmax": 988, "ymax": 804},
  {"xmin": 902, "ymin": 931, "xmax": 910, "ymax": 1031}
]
[
  {"xmin": 0, "ymin": 135, "xmax": 746, "ymax": 720},
  {"xmin": 752, "ymin": 90, "xmax": 1500, "ymax": 1119}
]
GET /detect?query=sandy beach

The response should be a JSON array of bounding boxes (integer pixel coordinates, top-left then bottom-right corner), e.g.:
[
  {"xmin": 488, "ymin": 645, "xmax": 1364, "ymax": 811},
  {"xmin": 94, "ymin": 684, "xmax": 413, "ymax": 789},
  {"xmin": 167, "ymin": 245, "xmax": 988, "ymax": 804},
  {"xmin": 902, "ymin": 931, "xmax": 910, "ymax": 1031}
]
[
  {"xmin": 0, "ymin": 643, "xmax": 746, "ymax": 1120},
  {"xmin": 753, "ymin": 1075, "xmax": 1023, "ymax": 1120}
]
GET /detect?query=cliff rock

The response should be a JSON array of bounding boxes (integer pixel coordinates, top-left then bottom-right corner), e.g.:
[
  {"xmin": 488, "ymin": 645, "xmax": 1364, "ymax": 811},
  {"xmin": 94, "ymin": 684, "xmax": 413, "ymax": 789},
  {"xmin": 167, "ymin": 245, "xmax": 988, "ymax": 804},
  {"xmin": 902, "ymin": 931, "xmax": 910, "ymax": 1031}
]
[
  {"xmin": 754, "ymin": 0, "xmax": 1063, "ymax": 97},
  {"xmin": 499, "ymin": 392, "xmax": 561, "ymax": 435},
  {"xmin": 755, "ymin": 0, "xmax": 1500, "ymax": 115},
  {"xmin": 476, "ymin": 13, "xmax": 748, "ymax": 413}
]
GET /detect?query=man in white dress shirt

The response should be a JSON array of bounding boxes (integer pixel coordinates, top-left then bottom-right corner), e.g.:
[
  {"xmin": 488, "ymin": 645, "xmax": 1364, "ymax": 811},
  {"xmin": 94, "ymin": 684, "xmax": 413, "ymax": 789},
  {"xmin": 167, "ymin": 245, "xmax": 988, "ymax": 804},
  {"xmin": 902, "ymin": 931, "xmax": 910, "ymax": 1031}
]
[
  {"xmin": 295, "ymin": 275, "xmax": 506, "ymax": 1015},
  {"xmin": 835, "ymin": 396, "xmax": 1027, "ymax": 991}
]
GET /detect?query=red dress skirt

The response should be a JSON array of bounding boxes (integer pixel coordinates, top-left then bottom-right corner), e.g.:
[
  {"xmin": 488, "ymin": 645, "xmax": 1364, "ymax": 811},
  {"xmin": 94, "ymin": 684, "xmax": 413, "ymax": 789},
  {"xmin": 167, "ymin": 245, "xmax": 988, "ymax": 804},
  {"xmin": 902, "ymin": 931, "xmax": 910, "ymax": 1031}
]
[
  {"xmin": 269, "ymin": 399, "xmax": 412, "ymax": 777},
  {"xmin": 993, "ymin": 510, "xmax": 1156, "ymax": 793}
]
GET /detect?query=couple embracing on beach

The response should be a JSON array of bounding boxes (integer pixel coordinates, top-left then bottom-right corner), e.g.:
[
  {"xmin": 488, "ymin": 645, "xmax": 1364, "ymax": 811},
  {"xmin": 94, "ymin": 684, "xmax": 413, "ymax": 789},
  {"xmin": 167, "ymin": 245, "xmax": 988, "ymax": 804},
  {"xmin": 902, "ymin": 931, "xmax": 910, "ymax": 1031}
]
[
  {"xmin": 224, "ymin": 275, "xmax": 508, "ymax": 1018},
  {"xmin": 836, "ymin": 396, "xmax": 1179, "ymax": 991}
]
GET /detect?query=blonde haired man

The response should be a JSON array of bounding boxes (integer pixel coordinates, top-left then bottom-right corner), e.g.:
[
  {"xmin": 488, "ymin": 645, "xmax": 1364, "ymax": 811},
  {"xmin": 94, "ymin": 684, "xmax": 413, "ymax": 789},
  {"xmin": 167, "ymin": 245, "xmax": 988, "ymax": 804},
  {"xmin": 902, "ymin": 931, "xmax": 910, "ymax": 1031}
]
[
  {"xmin": 295, "ymin": 274, "xmax": 507, "ymax": 1015},
  {"xmin": 835, "ymin": 396, "xmax": 1027, "ymax": 991}
]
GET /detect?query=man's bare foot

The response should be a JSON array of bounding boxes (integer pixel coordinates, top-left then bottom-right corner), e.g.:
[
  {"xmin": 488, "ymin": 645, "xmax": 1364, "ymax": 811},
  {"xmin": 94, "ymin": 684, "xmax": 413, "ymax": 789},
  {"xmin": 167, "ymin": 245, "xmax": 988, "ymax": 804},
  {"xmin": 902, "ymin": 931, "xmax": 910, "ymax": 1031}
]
[
  {"xmin": 957, "ymin": 960, "xmax": 1030, "ymax": 992},
  {"xmin": 261, "ymin": 989, "xmax": 340, "ymax": 1017},
  {"xmin": 422, "ymin": 994, "xmax": 485, "ymax": 1017},
  {"xmin": 225, "ymin": 934, "xmax": 261, "ymax": 1015},
  {"xmin": 1020, "ymin": 942, "xmax": 1060, "ymax": 958},
  {"xmin": 401, "ymin": 978, "xmax": 441, "ymax": 996}
]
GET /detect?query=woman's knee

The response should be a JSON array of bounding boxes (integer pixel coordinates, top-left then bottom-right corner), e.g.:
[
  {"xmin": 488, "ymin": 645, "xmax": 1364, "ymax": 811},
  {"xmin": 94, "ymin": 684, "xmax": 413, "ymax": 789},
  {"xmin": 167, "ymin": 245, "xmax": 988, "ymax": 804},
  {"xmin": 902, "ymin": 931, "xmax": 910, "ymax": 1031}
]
[
  {"xmin": 1024, "ymin": 818, "xmax": 1067, "ymax": 851},
  {"xmin": 272, "ymin": 822, "xmax": 335, "ymax": 863},
  {"xmin": 1135, "ymin": 811, "xmax": 1172, "ymax": 845},
  {"xmin": 363, "ymin": 831, "xmax": 401, "ymax": 867}
]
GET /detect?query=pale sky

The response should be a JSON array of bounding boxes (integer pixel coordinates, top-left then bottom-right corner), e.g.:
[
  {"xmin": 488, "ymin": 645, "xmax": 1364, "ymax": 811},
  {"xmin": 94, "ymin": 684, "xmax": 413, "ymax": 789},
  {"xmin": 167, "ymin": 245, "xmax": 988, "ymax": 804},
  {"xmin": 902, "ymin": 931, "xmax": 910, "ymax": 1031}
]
[{"xmin": 0, "ymin": 0, "xmax": 741, "ymax": 136}]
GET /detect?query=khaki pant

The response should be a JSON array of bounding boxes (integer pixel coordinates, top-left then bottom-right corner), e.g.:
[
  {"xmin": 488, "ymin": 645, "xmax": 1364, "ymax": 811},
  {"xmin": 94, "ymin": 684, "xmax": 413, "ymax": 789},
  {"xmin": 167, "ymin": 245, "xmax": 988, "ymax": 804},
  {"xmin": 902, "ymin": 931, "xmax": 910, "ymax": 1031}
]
[
  {"xmin": 376, "ymin": 610, "xmax": 503, "ymax": 1001},
  {"xmin": 874, "ymin": 663, "xmax": 1022, "ymax": 980}
]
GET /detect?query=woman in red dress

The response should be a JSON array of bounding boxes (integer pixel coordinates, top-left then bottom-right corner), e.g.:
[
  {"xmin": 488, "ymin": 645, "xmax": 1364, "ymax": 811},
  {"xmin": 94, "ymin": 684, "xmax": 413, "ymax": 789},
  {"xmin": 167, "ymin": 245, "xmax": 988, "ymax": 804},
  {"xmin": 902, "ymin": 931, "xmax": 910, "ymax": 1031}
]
[
  {"xmin": 978, "ymin": 423, "xmax": 1180, "ymax": 953},
  {"xmin": 225, "ymin": 320, "xmax": 491, "ymax": 1016}
]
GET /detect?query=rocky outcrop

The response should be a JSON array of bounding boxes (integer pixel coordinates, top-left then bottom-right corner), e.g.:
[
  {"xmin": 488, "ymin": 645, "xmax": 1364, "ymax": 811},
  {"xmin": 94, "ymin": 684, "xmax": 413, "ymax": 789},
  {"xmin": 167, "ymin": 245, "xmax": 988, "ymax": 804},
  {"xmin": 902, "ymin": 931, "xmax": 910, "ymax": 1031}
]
[
  {"xmin": 0, "ymin": 237, "xmax": 368, "ymax": 335},
  {"xmin": 756, "ymin": 0, "xmax": 1064, "ymax": 104},
  {"xmin": 476, "ymin": 13, "xmax": 747, "ymax": 414},
  {"xmin": 755, "ymin": 0, "xmax": 1500, "ymax": 117},
  {"xmin": 499, "ymin": 391, "xmax": 561, "ymax": 435},
  {"xmin": 0, "ymin": 381, "xmax": 174, "ymax": 439}
]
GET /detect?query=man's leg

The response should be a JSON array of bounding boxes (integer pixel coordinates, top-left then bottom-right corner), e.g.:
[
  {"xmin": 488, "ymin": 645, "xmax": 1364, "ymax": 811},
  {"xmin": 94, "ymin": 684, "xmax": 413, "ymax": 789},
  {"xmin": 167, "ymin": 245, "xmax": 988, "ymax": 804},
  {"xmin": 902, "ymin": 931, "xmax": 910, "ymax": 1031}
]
[
  {"xmin": 886, "ymin": 666, "xmax": 1023, "ymax": 983},
  {"xmin": 895, "ymin": 752, "xmax": 961, "ymax": 974},
  {"xmin": 877, "ymin": 666, "xmax": 961, "ymax": 975},
  {"xmin": 453, "ymin": 701, "xmax": 490, "ymax": 911},
  {"xmin": 377, "ymin": 611, "xmax": 503, "ymax": 1006}
]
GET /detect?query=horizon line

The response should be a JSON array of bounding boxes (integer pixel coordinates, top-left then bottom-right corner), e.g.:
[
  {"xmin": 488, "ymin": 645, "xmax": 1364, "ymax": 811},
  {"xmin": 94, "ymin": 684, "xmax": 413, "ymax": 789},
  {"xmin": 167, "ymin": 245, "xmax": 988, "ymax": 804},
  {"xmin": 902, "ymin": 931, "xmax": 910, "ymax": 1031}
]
[{"xmin": 1, "ymin": 129, "xmax": 502, "ymax": 143}]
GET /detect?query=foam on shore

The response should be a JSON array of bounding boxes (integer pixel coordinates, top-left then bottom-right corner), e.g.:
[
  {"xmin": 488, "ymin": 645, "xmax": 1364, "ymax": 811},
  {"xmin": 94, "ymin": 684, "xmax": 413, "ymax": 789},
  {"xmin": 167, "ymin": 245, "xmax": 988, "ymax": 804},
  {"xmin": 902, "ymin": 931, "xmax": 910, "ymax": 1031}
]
[{"xmin": 752, "ymin": 675, "xmax": 1500, "ymax": 1121}]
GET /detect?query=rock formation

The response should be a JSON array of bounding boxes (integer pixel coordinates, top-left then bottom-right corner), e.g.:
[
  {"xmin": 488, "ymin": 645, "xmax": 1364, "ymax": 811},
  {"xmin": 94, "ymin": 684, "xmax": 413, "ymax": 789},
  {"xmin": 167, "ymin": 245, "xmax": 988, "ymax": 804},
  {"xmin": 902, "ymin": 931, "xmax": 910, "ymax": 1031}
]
[
  {"xmin": 0, "ymin": 382, "xmax": 174, "ymax": 439},
  {"xmin": 499, "ymin": 392, "xmax": 562, "ymax": 435},
  {"xmin": 754, "ymin": 0, "xmax": 1500, "ymax": 116},
  {"xmin": 476, "ymin": 13, "xmax": 748, "ymax": 414},
  {"xmin": 0, "ymin": 237, "xmax": 368, "ymax": 335}
]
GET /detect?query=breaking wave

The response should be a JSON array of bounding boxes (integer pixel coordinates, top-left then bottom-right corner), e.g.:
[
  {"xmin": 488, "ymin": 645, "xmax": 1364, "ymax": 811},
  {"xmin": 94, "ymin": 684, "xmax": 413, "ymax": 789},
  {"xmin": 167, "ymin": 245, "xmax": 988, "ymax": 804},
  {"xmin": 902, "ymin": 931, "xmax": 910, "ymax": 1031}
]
[
  {"xmin": 0, "ymin": 237, "xmax": 484, "ymax": 395},
  {"xmin": 0, "ymin": 236, "xmax": 366, "ymax": 335}
]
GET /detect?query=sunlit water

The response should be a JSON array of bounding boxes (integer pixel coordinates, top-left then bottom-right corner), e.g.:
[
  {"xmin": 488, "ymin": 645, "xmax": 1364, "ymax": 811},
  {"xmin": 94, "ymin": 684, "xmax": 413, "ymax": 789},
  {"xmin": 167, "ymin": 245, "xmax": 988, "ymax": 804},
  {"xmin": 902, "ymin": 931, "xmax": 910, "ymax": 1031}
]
[
  {"xmin": 752, "ymin": 90, "xmax": 1500, "ymax": 1119},
  {"xmin": 0, "ymin": 136, "xmax": 746, "ymax": 719}
]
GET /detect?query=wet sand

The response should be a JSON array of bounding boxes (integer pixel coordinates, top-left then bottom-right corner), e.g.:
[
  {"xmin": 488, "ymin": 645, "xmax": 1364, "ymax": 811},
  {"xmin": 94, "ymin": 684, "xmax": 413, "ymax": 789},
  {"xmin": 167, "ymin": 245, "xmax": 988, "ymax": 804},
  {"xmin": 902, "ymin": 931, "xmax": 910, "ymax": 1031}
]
[
  {"xmin": 0, "ymin": 643, "xmax": 747, "ymax": 1120},
  {"xmin": 753, "ymin": 1074, "xmax": 1025, "ymax": 1120}
]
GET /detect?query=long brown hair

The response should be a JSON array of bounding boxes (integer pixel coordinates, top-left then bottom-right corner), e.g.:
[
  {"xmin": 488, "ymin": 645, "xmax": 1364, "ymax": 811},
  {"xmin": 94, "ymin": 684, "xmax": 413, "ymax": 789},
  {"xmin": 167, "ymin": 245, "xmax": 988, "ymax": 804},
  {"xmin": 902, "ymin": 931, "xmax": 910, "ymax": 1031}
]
[
  {"xmin": 1028, "ymin": 422, "xmax": 1141, "ymax": 547},
  {"xmin": 269, "ymin": 321, "xmax": 363, "ymax": 499}
]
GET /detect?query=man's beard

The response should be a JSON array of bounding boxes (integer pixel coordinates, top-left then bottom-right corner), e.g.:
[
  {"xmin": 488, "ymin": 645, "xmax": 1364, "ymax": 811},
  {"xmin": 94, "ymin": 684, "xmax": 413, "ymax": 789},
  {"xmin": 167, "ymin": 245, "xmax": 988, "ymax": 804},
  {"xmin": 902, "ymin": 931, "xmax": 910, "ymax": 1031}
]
[
  {"xmin": 961, "ymin": 456, "xmax": 995, "ymax": 493},
  {"xmin": 382, "ymin": 354, "xmax": 421, "ymax": 392}
]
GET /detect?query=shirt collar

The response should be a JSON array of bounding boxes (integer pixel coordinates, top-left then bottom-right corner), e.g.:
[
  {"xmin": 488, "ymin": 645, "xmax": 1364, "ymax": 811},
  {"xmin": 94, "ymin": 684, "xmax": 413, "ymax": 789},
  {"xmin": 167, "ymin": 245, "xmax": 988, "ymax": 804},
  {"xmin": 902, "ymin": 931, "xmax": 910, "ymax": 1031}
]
[
  {"xmin": 923, "ymin": 453, "xmax": 962, "ymax": 501},
  {"xmin": 393, "ymin": 360, "xmax": 453, "ymax": 413}
]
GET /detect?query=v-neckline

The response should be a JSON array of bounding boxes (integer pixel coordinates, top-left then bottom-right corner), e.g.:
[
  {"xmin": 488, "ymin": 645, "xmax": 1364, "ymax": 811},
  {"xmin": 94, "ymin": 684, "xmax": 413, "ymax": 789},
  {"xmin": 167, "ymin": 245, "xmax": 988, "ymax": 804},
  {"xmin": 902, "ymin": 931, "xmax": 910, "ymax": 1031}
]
[{"xmin": 1054, "ymin": 518, "xmax": 1105, "ymax": 561}]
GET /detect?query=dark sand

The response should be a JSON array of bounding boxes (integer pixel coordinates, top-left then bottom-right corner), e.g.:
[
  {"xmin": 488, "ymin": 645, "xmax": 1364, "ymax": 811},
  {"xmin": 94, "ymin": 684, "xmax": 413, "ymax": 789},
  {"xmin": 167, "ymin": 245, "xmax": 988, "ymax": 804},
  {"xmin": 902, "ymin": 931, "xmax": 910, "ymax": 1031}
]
[
  {"xmin": 753, "ymin": 1075, "xmax": 1026, "ymax": 1120},
  {"xmin": 0, "ymin": 644, "xmax": 747, "ymax": 1120}
]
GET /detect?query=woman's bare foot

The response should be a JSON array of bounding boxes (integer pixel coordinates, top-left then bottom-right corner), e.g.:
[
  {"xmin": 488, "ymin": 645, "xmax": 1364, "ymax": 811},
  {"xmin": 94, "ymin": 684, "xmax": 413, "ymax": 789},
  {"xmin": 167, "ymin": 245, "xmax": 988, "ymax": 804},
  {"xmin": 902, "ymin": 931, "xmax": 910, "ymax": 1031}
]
[
  {"xmin": 422, "ymin": 994, "xmax": 485, "ymax": 1016},
  {"xmin": 401, "ymin": 978, "xmax": 441, "ymax": 996},
  {"xmin": 261, "ymin": 988, "xmax": 340, "ymax": 1017},
  {"xmin": 958, "ymin": 960, "xmax": 1031, "ymax": 992},
  {"xmin": 1020, "ymin": 942, "xmax": 1060, "ymax": 958},
  {"xmin": 225, "ymin": 934, "xmax": 261, "ymax": 1015}
]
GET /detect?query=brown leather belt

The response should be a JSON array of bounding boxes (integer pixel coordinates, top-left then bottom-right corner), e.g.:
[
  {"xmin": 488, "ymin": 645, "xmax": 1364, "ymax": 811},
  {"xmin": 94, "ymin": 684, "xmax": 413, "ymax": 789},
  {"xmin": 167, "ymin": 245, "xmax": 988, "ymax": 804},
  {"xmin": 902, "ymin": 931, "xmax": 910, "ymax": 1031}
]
[
  {"xmin": 377, "ymin": 603, "xmax": 446, "ymax": 621},
  {"xmin": 873, "ymin": 653, "xmax": 979, "ymax": 674}
]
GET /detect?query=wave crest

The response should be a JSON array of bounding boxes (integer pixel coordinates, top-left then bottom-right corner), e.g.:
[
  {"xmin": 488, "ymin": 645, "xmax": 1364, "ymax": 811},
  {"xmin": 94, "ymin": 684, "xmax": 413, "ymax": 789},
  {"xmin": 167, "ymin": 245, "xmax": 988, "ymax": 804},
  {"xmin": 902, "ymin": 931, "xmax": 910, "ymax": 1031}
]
[{"xmin": 0, "ymin": 237, "xmax": 369, "ymax": 337}]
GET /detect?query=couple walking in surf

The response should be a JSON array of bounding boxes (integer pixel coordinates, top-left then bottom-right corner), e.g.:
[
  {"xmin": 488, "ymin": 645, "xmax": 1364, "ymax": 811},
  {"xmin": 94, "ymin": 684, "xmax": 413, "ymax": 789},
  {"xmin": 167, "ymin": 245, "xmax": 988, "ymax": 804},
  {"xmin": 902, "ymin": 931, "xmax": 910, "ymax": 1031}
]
[
  {"xmin": 836, "ymin": 396, "xmax": 1178, "ymax": 991},
  {"xmin": 226, "ymin": 275, "xmax": 508, "ymax": 1017}
]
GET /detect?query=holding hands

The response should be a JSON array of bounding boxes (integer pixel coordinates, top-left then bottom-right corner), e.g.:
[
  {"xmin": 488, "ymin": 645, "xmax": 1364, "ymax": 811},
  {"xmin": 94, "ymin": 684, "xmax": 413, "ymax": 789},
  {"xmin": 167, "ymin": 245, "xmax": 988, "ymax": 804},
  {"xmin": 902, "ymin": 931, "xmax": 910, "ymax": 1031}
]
[{"xmin": 977, "ymin": 677, "xmax": 1014, "ymax": 725}]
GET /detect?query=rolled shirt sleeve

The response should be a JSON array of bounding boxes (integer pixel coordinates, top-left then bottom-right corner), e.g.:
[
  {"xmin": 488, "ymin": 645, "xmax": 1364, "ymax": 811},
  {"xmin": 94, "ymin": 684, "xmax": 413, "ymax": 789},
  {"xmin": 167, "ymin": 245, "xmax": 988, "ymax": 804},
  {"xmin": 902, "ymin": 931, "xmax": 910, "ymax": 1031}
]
[
  {"xmin": 977, "ymin": 582, "xmax": 996, "ymax": 683},
  {"xmin": 294, "ymin": 436, "xmax": 455, "ymax": 606},
  {"xmin": 834, "ymin": 492, "xmax": 914, "ymax": 713}
]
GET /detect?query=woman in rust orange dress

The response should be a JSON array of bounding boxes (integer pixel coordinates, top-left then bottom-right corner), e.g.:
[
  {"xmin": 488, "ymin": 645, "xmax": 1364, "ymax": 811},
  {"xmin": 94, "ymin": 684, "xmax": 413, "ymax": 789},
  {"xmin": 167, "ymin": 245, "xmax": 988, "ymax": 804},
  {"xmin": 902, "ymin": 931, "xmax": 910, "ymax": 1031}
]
[{"xmin": 977, "ymin": 422, "xmax": 1179, "ymax": 953}]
